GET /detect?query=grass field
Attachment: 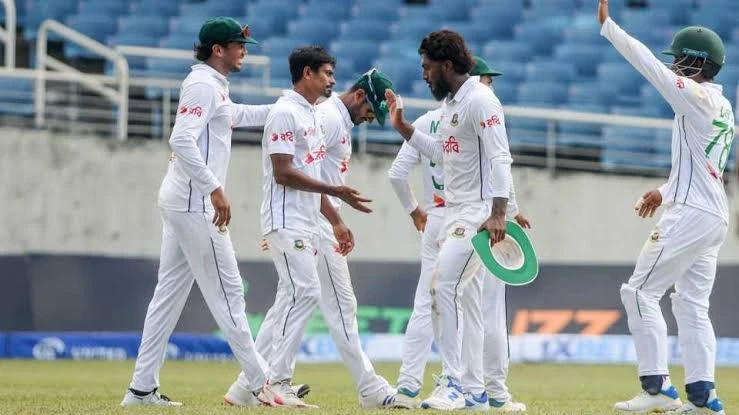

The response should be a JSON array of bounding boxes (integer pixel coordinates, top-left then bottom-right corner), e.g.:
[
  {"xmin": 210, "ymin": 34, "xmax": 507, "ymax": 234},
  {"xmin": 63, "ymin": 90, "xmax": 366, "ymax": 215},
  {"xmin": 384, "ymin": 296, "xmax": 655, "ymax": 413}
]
[{"xmin": 1, "ymin": 360, "xmax": 737, "ymax": 414}]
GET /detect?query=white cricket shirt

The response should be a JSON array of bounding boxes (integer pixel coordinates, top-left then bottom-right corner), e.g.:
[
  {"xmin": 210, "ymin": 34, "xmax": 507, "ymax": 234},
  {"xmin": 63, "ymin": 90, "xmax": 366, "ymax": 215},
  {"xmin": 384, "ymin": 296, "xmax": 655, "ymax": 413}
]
[
  {"xmin": 317, "ymin": 93, "xmax": 353, "ymax": 210},
  {"xmin": 158, "ymin": 64, "xmax": 272, "ymax": 212},
  {"xmin": 602, "ymin": 17, "xmax": 735, "ymax": 223},
  {"xmin": 260, "ymin": 89, "xmax": 326, "ymax": 236},
  {"xmin": 409, "ymin": 76, "xmax": 513, "ymax": 205}
]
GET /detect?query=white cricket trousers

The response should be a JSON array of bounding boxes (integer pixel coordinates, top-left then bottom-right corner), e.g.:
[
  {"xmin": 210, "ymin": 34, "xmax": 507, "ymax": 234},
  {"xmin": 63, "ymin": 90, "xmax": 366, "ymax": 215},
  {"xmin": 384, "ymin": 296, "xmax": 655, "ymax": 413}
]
[
  {"xmin": 430, "ymin": 201, "xmax": 490, "ymax": 385},
  {"xmin": 397, "ymin": 208, "xmax": 512, "ymax": 397},
  {"xmin": 251, "ymin": 229, "xmax": 322, "ymax": 383},
  {"xmin": 130, "ymin": 209, "xmax": 268, "ymax": 392},
  {"xmin": 248, "ymin": 223, "xmax": 389, "ymax": 397},
  {"xmin": 620, "ymin": 204, "xmax": 727, "ymax": 384}
]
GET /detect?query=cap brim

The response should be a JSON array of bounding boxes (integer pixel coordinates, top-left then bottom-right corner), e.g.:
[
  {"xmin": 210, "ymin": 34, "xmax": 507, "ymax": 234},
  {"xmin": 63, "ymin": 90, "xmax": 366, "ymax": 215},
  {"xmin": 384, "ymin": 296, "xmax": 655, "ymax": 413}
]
[
  {"xmin": 233, "ymin": 36, "xmax": 258, "ymax": 44},
  {"xmin": 374, "ymin": 109, "xmax": 386, "ymax": 126},
  {"xmin": 471, "ymin": 221, "xmax": 539, "ymax": 286}
]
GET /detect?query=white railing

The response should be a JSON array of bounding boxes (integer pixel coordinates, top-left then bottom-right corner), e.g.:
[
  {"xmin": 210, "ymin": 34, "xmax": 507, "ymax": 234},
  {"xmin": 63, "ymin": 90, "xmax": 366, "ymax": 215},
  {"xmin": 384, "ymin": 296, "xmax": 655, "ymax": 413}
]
[
  {"xmin": 0, "ymin": 0, "xmax": 15, "ymax": 68},
  {"xmin": 35, "ymin": 19, "xmax": 129, "ymax": 140}
]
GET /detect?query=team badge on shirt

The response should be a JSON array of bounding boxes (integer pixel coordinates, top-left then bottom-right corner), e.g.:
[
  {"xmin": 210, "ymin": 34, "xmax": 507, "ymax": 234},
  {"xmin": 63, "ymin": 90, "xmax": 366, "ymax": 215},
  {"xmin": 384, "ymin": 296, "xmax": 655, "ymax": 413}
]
[
  {"xmin": 452, "ymin": 227, "xmax": 466, "ymax": 238},
  {"xmin": 450, "ymin": 113, "xmax": 459, "ymax": 126},
  {"xmin": 294, "ymin": 240, "xmax": 305, "ymax": 250},
  {"xmin": 649, "ymin": 229, "xmax": 660, "ymax": 242}
]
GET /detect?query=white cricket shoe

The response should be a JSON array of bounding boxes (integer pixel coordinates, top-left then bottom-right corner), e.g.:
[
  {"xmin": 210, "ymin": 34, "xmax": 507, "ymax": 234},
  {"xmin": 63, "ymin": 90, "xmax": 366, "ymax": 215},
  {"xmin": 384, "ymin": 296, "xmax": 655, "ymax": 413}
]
[
  {"xmin": 463, "ymin": 391, "xmax": 490, "ymax": 411},
  {"xmin": 673, "ymin": 390, "xmax": 725, "ymax": 414},
  {"xmin": 420, "ymin": 374, "xmax": 466, "ymax": 410},
  {"xmin": 391, "ymin": 387, "xmax": 420, "ymax": 409},
  {"xmin": 270, "ymin": 379, "xmax": 318, "ymax": 408},
  {"xmin": 120, "ymin": 388, "xmax": 182, "ymax": 407},
  {"xmin": 292, "ymin": 383, "xmax": 310, "ymax": 399},
  {"xmin": 360, "ymin": 386, "xmax": 397, "ymax": 409},
  {"xmin": 223, "ymin": 381, "xmax": 283, "ymax": 407},
  {"xmin": 614, "ymin": 384, "xmax": 682, "ymax": 413},
  {"xmin": 490, "ymin": 397, "xmax": 527, "ymax": 412}
]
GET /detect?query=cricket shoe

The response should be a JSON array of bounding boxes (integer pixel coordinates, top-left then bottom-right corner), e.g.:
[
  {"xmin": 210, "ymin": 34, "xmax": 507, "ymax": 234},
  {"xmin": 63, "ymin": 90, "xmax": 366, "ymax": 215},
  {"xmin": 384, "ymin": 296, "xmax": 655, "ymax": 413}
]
[
  {"xmin": 614, "ymin": 384, "xmax": 682, "ymax": 413},
  {"xmin": 270, "ymin": 379, "xmax": 318, "ymax": 408},
  {"xmin": 223, "ymin": 381, "xmax": 282, "ymax": 407},
  {"xmin": 490, "ymin": 396, "xmax": 527, "ymax": 412},
  {"xmin": 672, "ymin": 390, "xmax": 725, "ymax": 414},
  {"xmin": 293, "ymin": 383, "xmax": 311, "ymax": 399},
  {"xmin": 463, "ymin": 391, "xmax": 490, "ymax": 411},
  {"xmin": 120, "ymin": 388, "xmax": 182, "ymax": 407},
  {"xmin": 420, "ymin": 374, "xmax": 465, "ymax": 410},
  {"xmin": 360, "ymin": 386, "xmax": 397, "ymax": 409},
  {"xmin": 390, "ymin": 387, "xmax": 420, "ymax": 409}
]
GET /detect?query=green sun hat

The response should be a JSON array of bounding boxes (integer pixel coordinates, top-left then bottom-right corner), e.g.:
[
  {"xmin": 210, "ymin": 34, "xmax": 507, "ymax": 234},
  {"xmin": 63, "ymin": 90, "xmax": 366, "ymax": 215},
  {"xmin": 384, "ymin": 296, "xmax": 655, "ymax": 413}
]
[
  {"xmin": 471, "ymin": 221, "xmax": 539, "ymax": 286},
  {"xmin": 470, "ymin": 55, "xmax": 503, "ymax": 77},
  {"xmin": 199, "ymin": 17, "xmax": 258, "ymax": 45},
  {"xmin": 355, "ymin": 68, "xmax": 395, "ymax": 126}
]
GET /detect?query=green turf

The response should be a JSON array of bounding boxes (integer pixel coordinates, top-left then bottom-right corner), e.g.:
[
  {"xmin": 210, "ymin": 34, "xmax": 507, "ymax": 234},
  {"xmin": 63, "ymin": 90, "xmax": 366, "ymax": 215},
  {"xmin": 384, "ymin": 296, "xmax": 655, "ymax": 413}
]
[{"xmin": 0, "ymin": 360, "xmax": 736, "ymax": 414}]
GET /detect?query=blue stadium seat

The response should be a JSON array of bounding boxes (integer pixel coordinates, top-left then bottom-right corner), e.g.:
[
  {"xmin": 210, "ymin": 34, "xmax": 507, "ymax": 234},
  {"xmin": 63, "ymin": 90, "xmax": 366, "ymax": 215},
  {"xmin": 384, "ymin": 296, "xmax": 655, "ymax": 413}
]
[
  {"xmin": 597, "ymin": 62, "xmax": 645, "ymax": 96},
  {"xmin": 399, "ymin": 5, "xmax": 446, "ymax": 22},
  {"xmin": 23, "ymin": 0, "xmax": 78, "ymax": 40},
  {"xmin": 288, "ymin": 18, "xmax": 340, "ymax": 46},
  {"xmin": 116, "ymin": 16, "xmax": 169, "ymax": 40},
  {"xmin": 261, "ymin": 37, "xmax": 304, "ymax": 59},
  {"xmin": 159, "ymin": 34, "xmax": 198, "ymax": 50},
  {"xmin": 441, "ymin": 22, "xmax": 496, "ymax": 45},
  {"xmin": 78, "ymin": 0, "xmax": 131, "ymax": 16},
  {"xmin": 491, "ymin": 79, "xmax": 518, "ymax": 104},
  {"xmin": 330, "ymin": 39, "xmax": 379, "ymax": 73},
  {"xmin": 652, "ymin": 129, "xmax": 673, "ymax": 169},
  {"xmin": 378, "ymin": 38, "xmax": 420, "ymax": 59},
  {"xmin": 0, "ymin": 77, "xmax": 34, "ymax": 116},
  {"xmin": 63, "ymin": 14, "xmax": 120, "ymax": 58},
  {"xmin": 425, "ymin": 0, "xmax": 474, "ymax": 22},
  {"xmin": 601, "ymin": 126, "xmax": 658, "ymax": 170},
  {"xmin": 513, "ymin": 16, "xmax": 569, "ymax": 55},
  {"xmin": 557, "ymin": 103, "xmax": 608, "ymax": 148},
  {"xmin": 554, "ymin": 43, "xmax": 603, "ymax": 77},
  {"xmin": 568, "ymin": 81, "xmax": 619, "ymax": 107},
  {"xmin": 508, "ymin": 116, "xmax": 550, "ymax": 147},
  {"xmin": 339, "ymin": 19, "xmax": 394, "ymax": 42},
  {"xmin": 390, "ymin": 20, "xmax": 440, "ymax": 41},
  {"xmin": 300, "ymin": 4, "xmax": 351, "ymax": 20},
  {"xmin": 620, "ymin": 9, "xmax": 672, "ymax": 31},
  {"xmin": 130, "ymin": 0, "xmax": 180, "ymax": 17},
  {"xmin": 411, "ymin": 79, "xmax": 433, "ymax": 100},
  {"xmin": 246, "ymin": 3, "xmax": 299, "ymax": 27},
  {"xmin": 490, "ymin": 60, "xmax": 526, "ymax": 84},
  {"xmin": 334, "ymin": 57, "xmax": 359, "ymax": 85},
  {"xmin": 352, "ymin": 2, "xmax": 400, "ymax": 20},
  {"xmin": 517, "ymin": 81, "xmax": 568, "ymax": 106},
  {"xmin": 106, "ymin": 33, "xmax": 161, "ymax": 73},
  {"xmin": 524, "ymin": 60, "xmax": 577, "ymax": 83},
  {"xmin": 640, "ymin": 85, "xmax": 673, "ymax": 119},
  {"xmin": 689, "ymin": 7, "xmax": 739, "ymax": 39},
  {"xmin": 469, "ymin": 3, "xmax": 522, "ymax": 36},
  {"xmin": 482, "ymin": 40, "xmax": 534, "ymax": 64}
]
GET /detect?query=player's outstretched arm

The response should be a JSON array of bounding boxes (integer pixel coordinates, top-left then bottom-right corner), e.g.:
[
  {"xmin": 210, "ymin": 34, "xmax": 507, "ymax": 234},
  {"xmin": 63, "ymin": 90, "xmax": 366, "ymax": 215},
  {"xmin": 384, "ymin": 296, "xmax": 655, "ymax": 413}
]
[
  {"xmin": 598, "ymin": 0, "xmax": 706, "ymax": 117},
  {"xmin": 232, "ymin": 103, "xmax": 274, "ymax": 128}
]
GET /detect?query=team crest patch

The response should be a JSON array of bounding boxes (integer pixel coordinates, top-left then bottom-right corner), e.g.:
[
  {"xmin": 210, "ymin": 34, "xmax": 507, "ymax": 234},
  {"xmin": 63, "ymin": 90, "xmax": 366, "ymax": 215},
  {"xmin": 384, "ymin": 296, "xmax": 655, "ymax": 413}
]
[
  {"xmin": 649, "ymin": 230, "xmax": 660, "ymax": 242},
  {"xmin": 452, "ymin": 227, "xmax": 466, "ymax": 238},
  {"xmin": 450, "ymin": 113, "xmax": 459, "ymax": 126},
  {"xmin": 294, "ymin": 240, "xmax": 305, "ymax": 250}
]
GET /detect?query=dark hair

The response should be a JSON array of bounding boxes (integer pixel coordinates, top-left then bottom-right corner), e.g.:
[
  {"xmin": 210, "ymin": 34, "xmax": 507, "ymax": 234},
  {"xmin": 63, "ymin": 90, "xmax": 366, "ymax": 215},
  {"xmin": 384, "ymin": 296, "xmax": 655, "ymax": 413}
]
[
  {"xmin": 193, "ymin": 41, "xmax": 232, "ymax": 62},
  {"xmin": 418, "ymin": 30, "xmax": 474, "ymax": 75},
  {"xmin": 288, "ymin": 46, "xmax": 336, "ymax": 84}
]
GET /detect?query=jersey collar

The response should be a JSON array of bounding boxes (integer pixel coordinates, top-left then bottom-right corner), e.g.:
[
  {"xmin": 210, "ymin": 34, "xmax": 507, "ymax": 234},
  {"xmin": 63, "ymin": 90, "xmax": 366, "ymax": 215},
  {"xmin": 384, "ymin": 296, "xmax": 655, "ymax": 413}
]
[
  {"xmin": 446, "ymin": 76, "xmax": 476, "ymax": 105},
  {"xmin": 191, "ymin": 63, "xmax": 229, "ymax": 87},
  {"xmin": 282, "ymin": 89, "xmax": 315, "ymax": 110}
]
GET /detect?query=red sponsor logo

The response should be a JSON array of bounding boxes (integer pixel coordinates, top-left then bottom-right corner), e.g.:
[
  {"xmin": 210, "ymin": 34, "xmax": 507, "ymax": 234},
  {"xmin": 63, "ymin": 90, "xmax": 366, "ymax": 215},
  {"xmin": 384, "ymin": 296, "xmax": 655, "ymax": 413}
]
[
  {"xmin": 443, "ymin": 136, "xmax": 460, "ymax": 154},
  {"xmin": 305, "ymin": 145, "xmax": 327, "ymax": 164},
  {"xmin": 340, "ymin": 159, "xmax": 349, "ymax": 173},
  {"xmin": 178, "ymin": 106, "xmax": 203, "ymax": 117},
  {"xmin": 340, "ymin": 135, "xmax": 348, "ymax": 145},
  {"xmin": 707, "ymin": 162, "xmax": 723, "ymax": 182},
  {"xmin": 480, "ymin": 114, "xmax": 501, "ymax": 129},
  {"xmin": 271, "ymin": 131, "xmax": 294, "ymax": 142},
  {"xmin": 676, "ymin": 78, "xmax": 685, "ymax": 89}
]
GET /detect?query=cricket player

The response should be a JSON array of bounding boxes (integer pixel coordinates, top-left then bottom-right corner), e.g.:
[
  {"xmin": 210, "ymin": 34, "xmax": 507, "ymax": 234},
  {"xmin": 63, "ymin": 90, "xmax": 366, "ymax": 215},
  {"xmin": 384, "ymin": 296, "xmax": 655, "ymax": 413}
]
[
  {"xmin": 121, "ymin": 18, "xmax": 281, "ymax": 407},
  {"xmin": 598, "ymin": 0, "xmax": 733, "ymax": 413},
  {"xmin": 248, "ymin": 68, "xmax": 399, "ymax": 409},
  {"xmin": 222, "ymin": 46, "xmax": 372, "ymax": 408},
  {"xmin": 388, "ymin": 57, "xmax": 527, "ymax": 411},
  {"xmin": 385, "ymin": 30, "xmax": 514, "ymax": 410}
]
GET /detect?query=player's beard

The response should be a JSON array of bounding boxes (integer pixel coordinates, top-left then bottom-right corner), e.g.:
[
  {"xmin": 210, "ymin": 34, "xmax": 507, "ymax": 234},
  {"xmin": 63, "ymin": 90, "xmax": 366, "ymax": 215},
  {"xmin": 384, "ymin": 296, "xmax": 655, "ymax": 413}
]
[{"xmin": 430, "ymin": 76, "xmax": 451, "ymax": 101}]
